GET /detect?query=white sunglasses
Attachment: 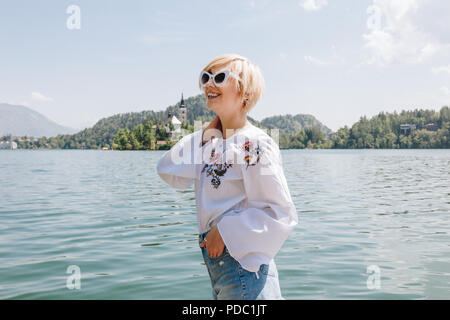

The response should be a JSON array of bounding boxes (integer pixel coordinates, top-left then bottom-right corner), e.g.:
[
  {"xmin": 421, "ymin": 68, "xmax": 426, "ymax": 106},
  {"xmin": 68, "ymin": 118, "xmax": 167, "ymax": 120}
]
[{"xmin": 199, "ymin": 69, "xmax": 241, "ymax": 87}]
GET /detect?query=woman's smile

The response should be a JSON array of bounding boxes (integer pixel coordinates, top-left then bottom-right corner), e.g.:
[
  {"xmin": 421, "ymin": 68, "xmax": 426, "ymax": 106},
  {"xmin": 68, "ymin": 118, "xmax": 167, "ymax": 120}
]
[{"xmin": 207, "ymin": 90, "xmax": 221, "ymax": 100}]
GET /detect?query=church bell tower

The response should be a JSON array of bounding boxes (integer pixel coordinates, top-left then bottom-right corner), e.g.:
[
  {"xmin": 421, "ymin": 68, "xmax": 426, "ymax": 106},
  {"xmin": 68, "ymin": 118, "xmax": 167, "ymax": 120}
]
[{"xmin": 178, "ymin": 93, "xmax": 187, "ymax": 124}]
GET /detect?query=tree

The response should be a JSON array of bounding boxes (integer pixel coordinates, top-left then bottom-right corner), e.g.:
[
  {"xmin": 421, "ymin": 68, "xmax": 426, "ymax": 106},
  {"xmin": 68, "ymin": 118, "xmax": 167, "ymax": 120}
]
[
  {"xmin": 334, "ymin": 126, "xmax": 350, "ymax": 148},
  {"xmin": 399, "ymin": 134, "xmax": 412, "ymax": 148}
]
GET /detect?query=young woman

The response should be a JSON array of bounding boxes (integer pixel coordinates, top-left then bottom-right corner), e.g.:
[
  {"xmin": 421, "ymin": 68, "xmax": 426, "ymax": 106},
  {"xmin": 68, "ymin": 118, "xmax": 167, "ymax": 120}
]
[{"xmin": 157, "ymin": 53, "xmax": 298, "ymax": 300}]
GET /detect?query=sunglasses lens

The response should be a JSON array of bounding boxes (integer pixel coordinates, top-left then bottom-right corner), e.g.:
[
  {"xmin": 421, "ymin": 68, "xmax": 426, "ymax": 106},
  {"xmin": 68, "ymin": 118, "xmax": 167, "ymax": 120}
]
[
  {"xmin": 214, "ymin": 72, "xmax": 226, "ymax": 84},
  {"xmin": 201, "ymin": 73, "xmax": 210, "ymax": 85}
]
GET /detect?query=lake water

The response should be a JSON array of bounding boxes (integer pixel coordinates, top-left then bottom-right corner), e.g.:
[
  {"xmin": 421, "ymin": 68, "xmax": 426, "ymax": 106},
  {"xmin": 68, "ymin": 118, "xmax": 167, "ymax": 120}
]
[{"xmin": 0, "ymin": 149, "xmax": 449, "ymax": 299}]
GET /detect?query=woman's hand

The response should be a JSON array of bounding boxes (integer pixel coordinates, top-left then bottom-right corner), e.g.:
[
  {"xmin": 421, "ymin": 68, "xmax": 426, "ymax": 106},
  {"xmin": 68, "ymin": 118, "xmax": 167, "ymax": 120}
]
[{"xmin": 199, "ymin": 225, "xmax": 225, "ymax": 258}]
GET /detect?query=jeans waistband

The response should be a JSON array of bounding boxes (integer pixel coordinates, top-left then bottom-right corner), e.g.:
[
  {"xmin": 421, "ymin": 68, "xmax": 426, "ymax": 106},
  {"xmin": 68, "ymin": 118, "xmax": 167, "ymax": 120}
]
[{"xmin": 198, "ymin": 230, "xmax": 210, "ymax": 242}]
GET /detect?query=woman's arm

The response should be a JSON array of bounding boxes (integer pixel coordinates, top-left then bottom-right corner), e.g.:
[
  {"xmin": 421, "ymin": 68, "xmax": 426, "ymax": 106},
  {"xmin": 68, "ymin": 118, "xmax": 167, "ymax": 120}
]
[{"xmin": 156, "ymin": 131, "xmax": 202, "ymax": 189}]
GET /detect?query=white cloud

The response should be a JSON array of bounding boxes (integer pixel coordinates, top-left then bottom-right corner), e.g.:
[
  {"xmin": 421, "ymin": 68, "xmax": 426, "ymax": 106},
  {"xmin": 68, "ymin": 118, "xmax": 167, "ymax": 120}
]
[
  {"xmin": 363, "ymin": 0, "xmax": 449, "ymax": 66},
  {"xmin": 304, "ymin": 55, "xmax": 327, "ymax": 66},
  {"xmin": 31, "ymin": 91, "xmax": 54, "ymax": 102},
  {"xmin": 432, "ymin": 65, "xmax": 450, "ymax": 75},
  {"xmin": 299, "ymin": 0, "xmax": 328, "ymax": 12}
]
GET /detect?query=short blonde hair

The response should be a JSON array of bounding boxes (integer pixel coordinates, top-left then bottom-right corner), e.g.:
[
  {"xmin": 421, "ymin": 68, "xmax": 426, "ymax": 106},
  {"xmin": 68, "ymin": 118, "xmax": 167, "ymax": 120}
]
[{"xmin": 199, "ymin": 53, "xmax": 265, "ymax": 112}]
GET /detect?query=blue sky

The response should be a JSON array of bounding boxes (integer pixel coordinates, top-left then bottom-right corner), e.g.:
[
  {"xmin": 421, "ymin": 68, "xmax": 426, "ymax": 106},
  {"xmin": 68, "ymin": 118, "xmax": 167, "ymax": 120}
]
[{"xmin": 1, "ymin": 0, "xmax": 449, "ymax": 131}]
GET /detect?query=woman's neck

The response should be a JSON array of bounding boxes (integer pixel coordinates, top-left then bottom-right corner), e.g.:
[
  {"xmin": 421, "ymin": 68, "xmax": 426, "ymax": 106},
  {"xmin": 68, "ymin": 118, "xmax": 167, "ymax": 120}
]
[{"xmin": 218, "ymin": 115, "xmax": 248, "ymax": 139}]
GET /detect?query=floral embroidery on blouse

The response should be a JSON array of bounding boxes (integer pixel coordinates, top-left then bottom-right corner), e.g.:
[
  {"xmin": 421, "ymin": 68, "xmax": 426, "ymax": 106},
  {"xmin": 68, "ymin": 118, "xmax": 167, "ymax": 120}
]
[
  {"xmin": 201, "ymin": 147, "xmax": 233, "ymax": 189},
  {"xmin": 241, "ymin": 140, "xmax": 262, "ymax": 168}
]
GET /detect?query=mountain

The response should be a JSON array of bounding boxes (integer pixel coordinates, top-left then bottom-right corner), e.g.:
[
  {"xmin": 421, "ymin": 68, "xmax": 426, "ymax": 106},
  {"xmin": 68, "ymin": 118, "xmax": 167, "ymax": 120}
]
[{"xmin": 0, "ymin": 103, "xmax": 77, "ymax": 137}]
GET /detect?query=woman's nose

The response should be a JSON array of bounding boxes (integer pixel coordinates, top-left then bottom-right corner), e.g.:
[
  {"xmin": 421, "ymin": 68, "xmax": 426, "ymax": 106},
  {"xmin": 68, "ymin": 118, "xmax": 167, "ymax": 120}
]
[{"xmin": 205, "ymin": 78, "xmax": 216, "ymax": 88}]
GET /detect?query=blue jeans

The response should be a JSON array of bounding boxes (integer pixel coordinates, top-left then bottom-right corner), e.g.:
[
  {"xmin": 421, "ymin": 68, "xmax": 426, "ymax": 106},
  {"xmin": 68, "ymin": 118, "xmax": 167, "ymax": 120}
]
[{"xmin": 199, "ymin": 231, "xmax": 284, "ymax": 300}]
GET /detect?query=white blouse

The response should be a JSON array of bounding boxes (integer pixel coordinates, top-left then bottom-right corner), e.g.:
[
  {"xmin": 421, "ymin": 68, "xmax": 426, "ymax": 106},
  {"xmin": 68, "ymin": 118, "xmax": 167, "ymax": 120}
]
[{"xmin": 156, "ymin": 121, "xmax": 298, "ymax": 273}]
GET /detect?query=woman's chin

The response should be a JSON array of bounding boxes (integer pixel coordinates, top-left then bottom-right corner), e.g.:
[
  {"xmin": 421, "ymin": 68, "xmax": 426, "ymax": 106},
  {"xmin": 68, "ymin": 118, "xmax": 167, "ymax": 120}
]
[{"xmin": 206, "ymin": 101, "xmax": 218, "ymax": 111}]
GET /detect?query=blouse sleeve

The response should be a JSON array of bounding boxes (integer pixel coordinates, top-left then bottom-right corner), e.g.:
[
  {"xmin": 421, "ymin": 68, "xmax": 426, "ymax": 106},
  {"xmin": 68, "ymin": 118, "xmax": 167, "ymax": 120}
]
[
  {"xmin": 156, "ymin": 130, "xmax": 202, "ymax": 189},
  {"xmin": 217, "ymin": 135, "xmax": 298, "ymax": 273}
]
